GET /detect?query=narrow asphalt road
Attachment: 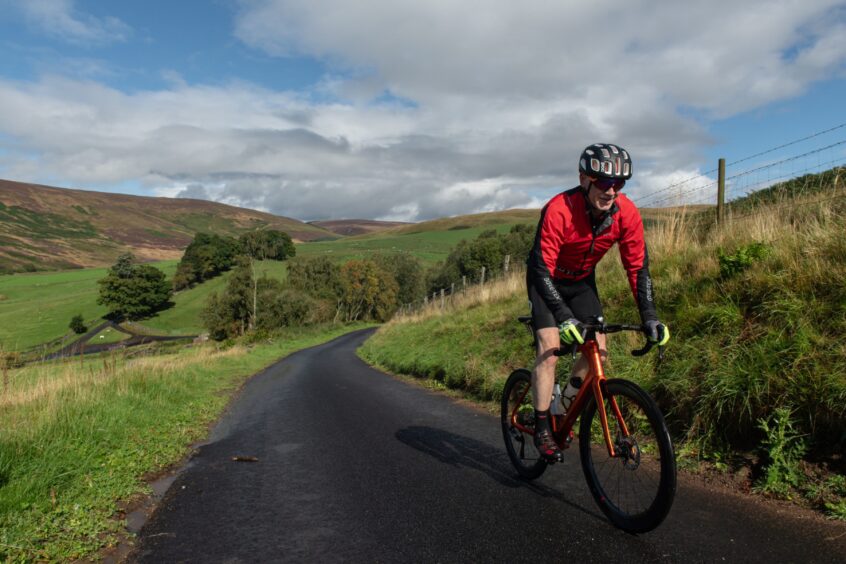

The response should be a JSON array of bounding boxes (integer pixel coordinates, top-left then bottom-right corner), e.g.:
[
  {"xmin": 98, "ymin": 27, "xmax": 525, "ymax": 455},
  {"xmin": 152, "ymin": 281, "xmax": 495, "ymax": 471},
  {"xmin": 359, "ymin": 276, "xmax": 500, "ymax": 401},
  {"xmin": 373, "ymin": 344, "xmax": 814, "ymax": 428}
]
[{"xmin": 131, "ymin": 328, "xmax": 846, "ymax": 563}]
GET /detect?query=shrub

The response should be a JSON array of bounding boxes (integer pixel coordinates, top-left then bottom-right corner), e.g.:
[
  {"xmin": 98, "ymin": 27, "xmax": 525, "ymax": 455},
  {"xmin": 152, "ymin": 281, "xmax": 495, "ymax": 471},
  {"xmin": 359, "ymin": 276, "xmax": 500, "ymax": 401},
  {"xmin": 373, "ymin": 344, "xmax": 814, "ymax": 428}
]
[
  {"xmin": 69, "ymin": 314, "xmax": 87, "ymax": 334},
  {"xmin": 718, "ymin": 241, "xmax": 771, "ymax": 278},
  {"xmin": 753, "ymin": 407, "xmax": 808, "ymax": 497}
]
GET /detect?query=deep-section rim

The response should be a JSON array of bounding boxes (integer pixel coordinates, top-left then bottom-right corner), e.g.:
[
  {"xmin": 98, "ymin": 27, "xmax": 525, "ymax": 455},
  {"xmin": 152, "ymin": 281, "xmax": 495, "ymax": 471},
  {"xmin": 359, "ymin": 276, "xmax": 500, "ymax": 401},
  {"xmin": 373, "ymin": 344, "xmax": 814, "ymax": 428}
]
[
  {"xmin": 578, "ymin": 378, "xmax": 676, "ymax": 533},
  {"xmin": 501, "ymin": 369, "xmax": 548, "ymax": 480}
]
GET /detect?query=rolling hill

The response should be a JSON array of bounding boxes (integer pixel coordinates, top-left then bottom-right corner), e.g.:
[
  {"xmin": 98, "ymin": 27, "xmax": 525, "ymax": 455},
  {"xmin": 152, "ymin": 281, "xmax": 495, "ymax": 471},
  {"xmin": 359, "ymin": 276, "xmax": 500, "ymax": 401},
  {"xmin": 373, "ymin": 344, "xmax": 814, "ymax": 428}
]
[
  {"xmin": 0, "ymin": 179, "xmax": 337, "ymax": 273},
  {"xmin": 308, "ymin": 219, "xmax": 409, "ymax": 236}
]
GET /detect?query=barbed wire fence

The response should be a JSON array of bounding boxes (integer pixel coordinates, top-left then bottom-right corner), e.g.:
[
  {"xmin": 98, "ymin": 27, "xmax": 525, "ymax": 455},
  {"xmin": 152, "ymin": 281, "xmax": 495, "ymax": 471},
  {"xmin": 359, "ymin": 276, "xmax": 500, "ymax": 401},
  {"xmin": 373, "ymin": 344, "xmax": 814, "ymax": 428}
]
[
  {"xmin": 633, "ymin": 122, "xmax": 846, "ymax": 213},
  {"xmin": 396, "ymin": 123, "xmax": 846, "ymax": 319},
  {"xmin": 394, "ymin": 256, "xmax": 526, "ymax": 319}
]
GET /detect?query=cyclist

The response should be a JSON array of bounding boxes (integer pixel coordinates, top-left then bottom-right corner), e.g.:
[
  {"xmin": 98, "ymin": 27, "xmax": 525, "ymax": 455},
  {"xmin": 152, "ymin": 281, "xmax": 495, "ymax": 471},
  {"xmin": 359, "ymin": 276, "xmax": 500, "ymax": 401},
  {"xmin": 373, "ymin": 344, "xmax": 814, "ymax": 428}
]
[{"xmin": 526, "ymin": 143, "xmax": 670, "ymax": 462}]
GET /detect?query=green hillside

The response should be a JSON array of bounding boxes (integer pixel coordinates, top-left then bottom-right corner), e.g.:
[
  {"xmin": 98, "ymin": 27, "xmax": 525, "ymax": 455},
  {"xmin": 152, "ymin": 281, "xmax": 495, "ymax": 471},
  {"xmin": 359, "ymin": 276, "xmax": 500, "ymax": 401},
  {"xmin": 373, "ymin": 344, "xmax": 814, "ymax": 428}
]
[
  {"xmin": 0, "ymin": 208, "xmax": 538, "ymax": 351},
  {"xmin": 359, "ymin": 168, "xmax": 846, "ymax": 517},
  {"xmin": 0, "ymin": 179, "xmax": 336, "ymax": 274}
]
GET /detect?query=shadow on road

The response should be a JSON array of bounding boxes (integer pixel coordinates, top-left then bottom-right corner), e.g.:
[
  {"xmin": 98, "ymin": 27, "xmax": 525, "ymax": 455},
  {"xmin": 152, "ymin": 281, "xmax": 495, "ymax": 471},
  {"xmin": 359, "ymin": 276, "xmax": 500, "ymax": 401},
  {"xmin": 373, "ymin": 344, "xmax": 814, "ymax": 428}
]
[{"xmin": 395, "ymin": 425, "xmax": 603, "ymax": 523}]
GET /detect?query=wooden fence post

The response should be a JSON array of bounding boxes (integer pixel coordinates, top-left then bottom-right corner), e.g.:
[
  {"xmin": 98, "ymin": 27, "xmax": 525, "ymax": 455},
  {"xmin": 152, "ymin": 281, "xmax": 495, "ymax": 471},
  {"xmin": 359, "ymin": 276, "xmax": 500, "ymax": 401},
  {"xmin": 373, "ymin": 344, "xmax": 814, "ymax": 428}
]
[
  {"xmin": 717, "ymin": 157, "xmax": 726, "ymax": 224},
  {"xmin": 481, "ymin": 266, "xmax": 486, "ymax": 285}
]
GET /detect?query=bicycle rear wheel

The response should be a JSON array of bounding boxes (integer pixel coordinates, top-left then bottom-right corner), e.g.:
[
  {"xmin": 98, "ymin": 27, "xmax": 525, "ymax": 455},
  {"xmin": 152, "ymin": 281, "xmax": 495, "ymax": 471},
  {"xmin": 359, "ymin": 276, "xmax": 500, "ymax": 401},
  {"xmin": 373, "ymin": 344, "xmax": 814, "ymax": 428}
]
[
  {"xmin": 501, "ymin": 369, "xmax": 547, "ymax": 480},
  {"xmin": 579, "ymin": 378, "xmax": 676, "ymax": 533}
]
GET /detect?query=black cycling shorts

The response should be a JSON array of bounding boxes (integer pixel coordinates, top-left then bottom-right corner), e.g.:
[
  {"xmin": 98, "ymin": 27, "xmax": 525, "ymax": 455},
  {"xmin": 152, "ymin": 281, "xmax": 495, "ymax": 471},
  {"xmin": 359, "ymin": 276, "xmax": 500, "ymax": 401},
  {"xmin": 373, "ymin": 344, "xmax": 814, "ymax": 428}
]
[{"xmin": 527, "ymin": 271, "xmax": 603, "ymax": 330}]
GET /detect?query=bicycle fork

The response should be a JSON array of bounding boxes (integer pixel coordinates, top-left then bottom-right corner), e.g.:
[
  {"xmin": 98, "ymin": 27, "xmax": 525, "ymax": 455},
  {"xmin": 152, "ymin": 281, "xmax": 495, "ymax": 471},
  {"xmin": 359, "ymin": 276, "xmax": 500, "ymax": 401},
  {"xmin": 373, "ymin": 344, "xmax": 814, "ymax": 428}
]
[{"xmin": 584, "ymin": 340, "xmax": 630, "ymax": 458}]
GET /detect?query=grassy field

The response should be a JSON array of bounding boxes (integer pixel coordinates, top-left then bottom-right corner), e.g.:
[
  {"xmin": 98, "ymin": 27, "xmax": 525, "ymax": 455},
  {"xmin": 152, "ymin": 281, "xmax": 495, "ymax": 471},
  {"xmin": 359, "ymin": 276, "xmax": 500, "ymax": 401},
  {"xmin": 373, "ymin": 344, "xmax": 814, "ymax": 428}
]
[
  {"xmin": 141, "ymin": 260, "xmax": 290, "ymax": 336},
  {"xmin": 0, "ymin": 209, "xmax": 539, "ymax": 350},
  {"xmin": 296, "ymin": 218, "xmax": 536, "ymax": 265},
  {"xmin": 359, "ymin": 177, "xmax": 846, "ymax": 517},
  {"xmin": 0, "ymin": 322, "xmax": 373, "ymax": 562},
  {"xmin": 0, "ymin": 261, "xmax": 178, "ymax": 352}
]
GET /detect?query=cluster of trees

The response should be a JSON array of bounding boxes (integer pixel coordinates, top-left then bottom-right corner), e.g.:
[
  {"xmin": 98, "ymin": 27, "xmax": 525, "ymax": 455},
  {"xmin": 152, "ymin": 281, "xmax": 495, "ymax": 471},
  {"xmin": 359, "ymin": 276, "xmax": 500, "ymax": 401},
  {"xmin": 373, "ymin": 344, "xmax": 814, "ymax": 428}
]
[
  {"xmin": 203, "ymin": 252, "xmax": 428, "ymax": 340},
  {"xmin": 93, "ymin": 229, "xmax": 296, "ymax": 324},
  {"xmin": 173, "ymin": 230, "xmax": 295, "ymax": 291},
  {"xmin": 91, "ymin": 224, "xmax": 535, "ymax": 341},
  {"xmin": 201, "ymin": 225, "xmax": 536, "ymax": 341},
  {"xmin": 426, "ymin": 224, "xmax": 534, "ymax": 294}
]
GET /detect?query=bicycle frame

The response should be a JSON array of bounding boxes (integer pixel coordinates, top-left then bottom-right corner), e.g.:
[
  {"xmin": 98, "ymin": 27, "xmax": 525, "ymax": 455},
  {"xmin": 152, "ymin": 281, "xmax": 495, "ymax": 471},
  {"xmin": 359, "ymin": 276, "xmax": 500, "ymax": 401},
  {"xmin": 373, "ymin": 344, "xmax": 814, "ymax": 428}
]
[{"xmin": 509, "ymin": 337, "xmax": 630, "ymax": 458}]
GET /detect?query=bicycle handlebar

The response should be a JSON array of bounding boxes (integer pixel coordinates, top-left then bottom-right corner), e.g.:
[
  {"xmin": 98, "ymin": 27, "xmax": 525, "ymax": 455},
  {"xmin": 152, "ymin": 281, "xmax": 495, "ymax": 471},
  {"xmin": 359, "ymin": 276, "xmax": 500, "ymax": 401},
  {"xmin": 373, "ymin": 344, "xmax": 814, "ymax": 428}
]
[{"xmin": 553, "ymin": 319, "xmax": 665, "ymax": 360}]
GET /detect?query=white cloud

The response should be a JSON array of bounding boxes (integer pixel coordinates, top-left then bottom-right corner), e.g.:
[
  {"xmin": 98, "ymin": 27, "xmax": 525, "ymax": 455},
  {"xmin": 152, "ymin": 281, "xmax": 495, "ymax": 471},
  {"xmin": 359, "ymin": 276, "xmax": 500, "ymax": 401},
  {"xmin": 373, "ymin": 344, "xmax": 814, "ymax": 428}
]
[
  {"xmin": 1, "ymin": 1, "xmax": 845, "ymax": 221},
  {"xmin": 10, "ymin": 0, "xmax": 131, "ymax": 45}
]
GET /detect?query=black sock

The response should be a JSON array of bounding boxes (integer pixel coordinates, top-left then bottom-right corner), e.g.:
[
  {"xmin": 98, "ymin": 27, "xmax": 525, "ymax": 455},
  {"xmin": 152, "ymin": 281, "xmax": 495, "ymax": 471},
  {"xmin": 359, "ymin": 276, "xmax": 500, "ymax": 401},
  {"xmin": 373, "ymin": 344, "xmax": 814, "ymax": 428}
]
[{"xmin": 535, "ymin": 409, "xmax": 551, "ymax": 434}]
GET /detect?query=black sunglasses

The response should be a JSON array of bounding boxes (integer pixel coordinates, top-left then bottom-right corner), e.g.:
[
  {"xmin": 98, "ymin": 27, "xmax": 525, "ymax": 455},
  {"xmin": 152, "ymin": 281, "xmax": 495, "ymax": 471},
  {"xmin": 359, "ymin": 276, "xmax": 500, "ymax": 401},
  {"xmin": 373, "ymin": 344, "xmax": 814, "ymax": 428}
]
[{"xmin": 591, "ymin": 178, "xmax": 626, "ymax": 192}]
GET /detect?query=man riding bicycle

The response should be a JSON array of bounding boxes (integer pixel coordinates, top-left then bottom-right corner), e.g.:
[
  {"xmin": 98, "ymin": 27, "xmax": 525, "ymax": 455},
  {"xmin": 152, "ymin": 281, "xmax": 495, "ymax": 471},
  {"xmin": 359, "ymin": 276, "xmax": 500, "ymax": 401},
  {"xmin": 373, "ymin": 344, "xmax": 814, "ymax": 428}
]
[{"xmin": 526, "ymin": 143, "xmax": 670, "ymax": 463}]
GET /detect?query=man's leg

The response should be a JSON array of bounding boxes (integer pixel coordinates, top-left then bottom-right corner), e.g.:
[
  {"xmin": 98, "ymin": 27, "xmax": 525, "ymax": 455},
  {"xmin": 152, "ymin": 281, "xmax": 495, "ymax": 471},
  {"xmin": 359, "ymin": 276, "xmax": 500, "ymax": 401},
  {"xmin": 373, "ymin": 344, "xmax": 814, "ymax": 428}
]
[
  {"xmin": 532, "ymin": 327, "xmax": 563, "ymax": 462},
  {"xmin": 532, "ymin": 327, "xmax": 560, "ymax": 411}
]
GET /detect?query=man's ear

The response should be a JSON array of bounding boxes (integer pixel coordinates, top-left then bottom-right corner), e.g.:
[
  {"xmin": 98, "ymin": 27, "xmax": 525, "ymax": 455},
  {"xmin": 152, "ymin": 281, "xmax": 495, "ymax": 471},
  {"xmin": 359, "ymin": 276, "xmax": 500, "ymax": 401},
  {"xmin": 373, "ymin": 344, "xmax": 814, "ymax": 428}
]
[{"xmin": 579, "ymin": 172, "xmax": 592, "ymax": 190}]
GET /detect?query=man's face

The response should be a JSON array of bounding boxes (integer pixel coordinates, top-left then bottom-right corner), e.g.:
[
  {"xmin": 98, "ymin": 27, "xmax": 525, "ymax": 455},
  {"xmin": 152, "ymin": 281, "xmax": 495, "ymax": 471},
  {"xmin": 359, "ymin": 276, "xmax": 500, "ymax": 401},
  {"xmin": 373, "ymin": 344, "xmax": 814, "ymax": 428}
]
[{"xmin": 582, "ymin": 174, "xmax": 625, "ymax": 213}]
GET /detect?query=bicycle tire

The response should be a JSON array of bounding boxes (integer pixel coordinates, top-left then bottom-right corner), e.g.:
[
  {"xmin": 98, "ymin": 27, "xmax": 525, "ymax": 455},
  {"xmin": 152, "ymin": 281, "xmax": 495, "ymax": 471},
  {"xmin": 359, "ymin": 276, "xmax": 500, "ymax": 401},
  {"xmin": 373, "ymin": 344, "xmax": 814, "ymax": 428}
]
[
  {"xmin": 501, "ymin": 369, "xmax": 548, "ymax": 480},
  {"xmin": 579, "ymin": 378, "xmax": 676, "ymax": 533}
]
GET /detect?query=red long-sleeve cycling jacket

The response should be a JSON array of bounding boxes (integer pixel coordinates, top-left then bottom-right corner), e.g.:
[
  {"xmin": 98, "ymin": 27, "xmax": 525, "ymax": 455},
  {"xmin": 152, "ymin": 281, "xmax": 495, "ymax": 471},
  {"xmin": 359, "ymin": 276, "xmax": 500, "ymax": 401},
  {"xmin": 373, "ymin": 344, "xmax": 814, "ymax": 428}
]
[{"xmin": 526, "ymin": 187, "xmax": 658, "ymax": 324}]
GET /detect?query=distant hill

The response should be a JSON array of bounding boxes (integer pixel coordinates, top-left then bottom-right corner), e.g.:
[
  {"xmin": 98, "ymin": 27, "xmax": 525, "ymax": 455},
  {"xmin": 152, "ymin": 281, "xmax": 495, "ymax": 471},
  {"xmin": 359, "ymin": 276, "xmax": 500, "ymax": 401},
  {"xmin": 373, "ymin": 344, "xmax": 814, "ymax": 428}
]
[
  {"xmin": 308, "ymin": 219, "xmax": 409, "ymax": 236},
  {"xmin": 0, "ymin": 179, "xmax": 337, "ymax": 273},
  {"xmin": 365, "ymin": 209, "xmax": 541, "ymax": 238}
]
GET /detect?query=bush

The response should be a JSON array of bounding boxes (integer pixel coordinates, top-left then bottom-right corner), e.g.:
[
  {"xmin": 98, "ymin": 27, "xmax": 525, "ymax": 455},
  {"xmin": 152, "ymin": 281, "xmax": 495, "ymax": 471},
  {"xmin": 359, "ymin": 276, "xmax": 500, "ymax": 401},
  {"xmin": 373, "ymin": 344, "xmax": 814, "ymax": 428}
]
[
  {"xmin": 372, "ymin": 252, "xmax": 427, "ymax": 306},
  {"xmin": 256, "ymin": 287, "xmax": 317, "ymax": 330},
  {"xmin": 754, "ymin": 407, "xmax": 808, "ymax": 497},
  {"xmin": 718, "ymin": 241, "xmax": 771, "ymax": 278},
  {"xmin": 427, "ymin": 223, "xmax": 534, "ymax": 293},
  {"xmin": 287, "ymin": 256, "xmax": 343, "ymax": 301},
  {"xmin": 200, "ymin": 257, "xmax": 253, "ymax": 340},
  {"xmin": 69, "ymin": 314, "xmax": 87, "ymax": 334}
]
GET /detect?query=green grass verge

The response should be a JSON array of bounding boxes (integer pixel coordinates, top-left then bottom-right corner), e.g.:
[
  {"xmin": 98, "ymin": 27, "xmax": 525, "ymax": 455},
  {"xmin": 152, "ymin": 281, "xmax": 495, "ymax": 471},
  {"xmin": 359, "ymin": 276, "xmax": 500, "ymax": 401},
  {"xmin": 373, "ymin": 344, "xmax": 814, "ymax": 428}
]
[{"xmin": 0, "ymin": 322, "xmax": 373, "ymax": 562}]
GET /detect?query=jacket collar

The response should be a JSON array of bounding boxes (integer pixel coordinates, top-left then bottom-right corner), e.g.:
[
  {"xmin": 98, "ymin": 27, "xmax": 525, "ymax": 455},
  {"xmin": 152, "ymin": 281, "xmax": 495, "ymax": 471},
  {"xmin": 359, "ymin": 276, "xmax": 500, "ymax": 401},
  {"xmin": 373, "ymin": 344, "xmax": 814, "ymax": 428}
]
[{"xmin": 580, "ymin": 190, "xmax": 619, "ymax": 234}]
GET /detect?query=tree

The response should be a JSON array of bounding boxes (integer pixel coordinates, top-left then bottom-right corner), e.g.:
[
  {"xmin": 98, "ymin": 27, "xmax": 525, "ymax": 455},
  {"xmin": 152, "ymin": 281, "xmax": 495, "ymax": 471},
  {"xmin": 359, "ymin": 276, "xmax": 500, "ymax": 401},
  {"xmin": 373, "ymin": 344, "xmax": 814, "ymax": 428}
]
[
  {"xmin": 238, "ymin": 229, "xmax": 297, "ymax": 329},
  {"xmin": 97, "ymin": 253, "xmax": 172, "ymax": 320},
  {"xmin": 373, "ymin": 252, "xmax": 426, "ymax": 306},
  {"xmin": 174, "ymin": 233, "xmax": 240, "ymax": 290},
  {"xmin": 69, "ymin": 314, "xmax": 87, "ymax": 334},
  {"xmin": 239, "ymin": 230, "xmax": 296, "ymax": 261},
  {"xmin": 287, "ymin": 256, "xmax": 343, "ymax": 301},
  {"xmin": 338, "ymin": 260, "xmax": 398, "ymax": 322},
  {"xmin": 200, "ymin": 256, "xmax": 254, "ymax": 339},
  {"xmin": 254, "ymin": 278, "xmax": 317, "ymax": 330},
  {"xmin": 425, "ymin": 224, "xmax": 535, "ymax": 293}
]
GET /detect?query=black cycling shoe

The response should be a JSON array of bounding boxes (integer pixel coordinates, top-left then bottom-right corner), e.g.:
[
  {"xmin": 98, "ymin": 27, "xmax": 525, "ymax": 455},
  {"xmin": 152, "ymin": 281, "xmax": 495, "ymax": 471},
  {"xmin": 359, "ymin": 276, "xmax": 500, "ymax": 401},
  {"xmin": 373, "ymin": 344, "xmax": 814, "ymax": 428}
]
[{"xmin": 534, "ymin": 429, "xmax": 564, "ymax": 463}]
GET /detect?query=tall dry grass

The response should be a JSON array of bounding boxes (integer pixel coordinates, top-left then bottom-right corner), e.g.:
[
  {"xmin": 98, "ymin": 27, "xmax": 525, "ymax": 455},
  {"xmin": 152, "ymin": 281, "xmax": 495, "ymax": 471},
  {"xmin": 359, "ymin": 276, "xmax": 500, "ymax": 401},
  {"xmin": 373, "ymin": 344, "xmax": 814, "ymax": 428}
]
[
  {"xmin": 392, "ymin": 269, "xmax": 527, "ymax": 324},
  {"xmin": 0, "ymin": 346, "xmax": 244, "ymax": 412}
]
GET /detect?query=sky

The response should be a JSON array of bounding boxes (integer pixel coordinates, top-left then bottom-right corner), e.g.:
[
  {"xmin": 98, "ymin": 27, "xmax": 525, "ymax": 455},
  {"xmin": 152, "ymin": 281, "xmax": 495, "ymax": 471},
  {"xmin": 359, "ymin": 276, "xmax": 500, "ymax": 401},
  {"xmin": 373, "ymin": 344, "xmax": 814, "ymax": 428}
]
[{"xmin": 1, "ymin": 0, "xmax": 845, "ymax": 221}]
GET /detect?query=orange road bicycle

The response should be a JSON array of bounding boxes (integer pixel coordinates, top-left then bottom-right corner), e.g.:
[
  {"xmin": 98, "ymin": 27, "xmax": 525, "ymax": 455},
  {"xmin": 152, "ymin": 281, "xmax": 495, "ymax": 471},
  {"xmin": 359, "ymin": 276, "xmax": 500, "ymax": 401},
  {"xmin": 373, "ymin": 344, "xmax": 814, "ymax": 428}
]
[{"xmin": 501, "ymin": 316, "xmax": 677, "ymax": 533}]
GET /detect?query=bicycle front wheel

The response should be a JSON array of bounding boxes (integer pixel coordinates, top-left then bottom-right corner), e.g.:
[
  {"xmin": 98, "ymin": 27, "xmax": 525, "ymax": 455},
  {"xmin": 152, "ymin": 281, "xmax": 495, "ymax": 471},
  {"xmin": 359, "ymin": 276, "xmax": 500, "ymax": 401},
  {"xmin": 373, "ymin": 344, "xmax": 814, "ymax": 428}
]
[
  {"xmin": 501, "ymin": 369, "xmax": 547, "ymax": 480},
  {"xmin": 579, "ymin": 378, "xmax": 676, "ymax": 533}
]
